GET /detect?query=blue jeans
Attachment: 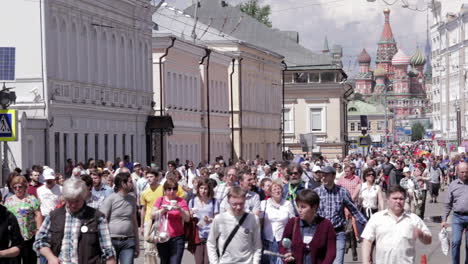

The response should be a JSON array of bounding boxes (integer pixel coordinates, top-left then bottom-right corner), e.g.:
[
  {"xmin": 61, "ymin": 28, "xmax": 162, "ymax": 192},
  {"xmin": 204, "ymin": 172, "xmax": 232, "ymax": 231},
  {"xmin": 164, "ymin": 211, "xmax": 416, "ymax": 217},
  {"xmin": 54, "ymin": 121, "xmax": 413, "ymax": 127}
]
[
  {"xmin": 452, "ymin": 213, "xmax": 468, "ymax": 264},
  {"xmin": 112, "ymin": 238, "xmax": 136, "ymax": 264},
  {"xmin": 333, "ymin": 231, "xmax": 346, "ymax": 264},
  {"xmin": 40, "ymin": 255, "xmax": 47, "ymax": 264},
  {"xmin": 157, "ymin": 235, "xmax": 185, "ymax": 264}
]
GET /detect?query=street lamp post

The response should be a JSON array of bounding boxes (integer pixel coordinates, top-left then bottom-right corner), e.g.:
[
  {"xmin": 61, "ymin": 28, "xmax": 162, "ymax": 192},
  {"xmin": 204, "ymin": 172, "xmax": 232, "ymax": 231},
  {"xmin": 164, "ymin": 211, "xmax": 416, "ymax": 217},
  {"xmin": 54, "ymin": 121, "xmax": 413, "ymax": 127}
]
[{"xmin": 0, "ymin": 82, "xmax": 16, "ymax": 187}]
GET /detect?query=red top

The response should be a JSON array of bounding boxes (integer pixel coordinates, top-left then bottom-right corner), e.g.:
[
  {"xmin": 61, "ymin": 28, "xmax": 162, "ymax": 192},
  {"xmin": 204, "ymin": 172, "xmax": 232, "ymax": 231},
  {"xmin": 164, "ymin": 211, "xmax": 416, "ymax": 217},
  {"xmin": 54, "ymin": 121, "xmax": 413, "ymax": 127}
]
[
  {"xmin": 27, "ymin": 182, "xmax": 43, "ymax": 198},
  {"xmin": 279, "ymin": 216, "xmax": 336, "ymax": 264},
  {"xmin": 154, "ymin": 196, "xmax": 188, "ymax": 238}
]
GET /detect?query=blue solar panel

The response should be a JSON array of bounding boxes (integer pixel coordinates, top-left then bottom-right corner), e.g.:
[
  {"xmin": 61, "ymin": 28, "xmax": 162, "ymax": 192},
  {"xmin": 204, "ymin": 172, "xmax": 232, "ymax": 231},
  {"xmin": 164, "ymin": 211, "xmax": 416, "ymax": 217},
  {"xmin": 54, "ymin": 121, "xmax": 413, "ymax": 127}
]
[{"xmin": 0, "ymin": 47, "xmax": 15, "ymax": 81}]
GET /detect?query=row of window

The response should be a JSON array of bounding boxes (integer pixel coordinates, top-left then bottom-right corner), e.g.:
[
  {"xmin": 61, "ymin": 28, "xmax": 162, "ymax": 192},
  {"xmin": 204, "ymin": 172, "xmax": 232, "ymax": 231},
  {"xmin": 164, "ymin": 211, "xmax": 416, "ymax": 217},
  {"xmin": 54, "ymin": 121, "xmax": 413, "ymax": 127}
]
[
  {"xmin": 242, "ymin": 73, "xmax": 281, "ymax": 114},
  {"xmin": 349, "ymin": 121, "xmax": 385, "ymax": 132},
  {"xmin": 53, "ymin": 132, "xmax": 137, "ymax": 172},
  {"xmin": 166, "ymin": 142, "xmax": 231, "ymax": 164},
  {"xmin": 284, "ymin": 71, "xmax": 338, "ymax": 84},
  {"xmin": 282, "ymin": 107, "xmax": 325, "ymax": 133},
  {"xmin": 48, "ymin": 14, "xmax": 151, "ymax": 93}
]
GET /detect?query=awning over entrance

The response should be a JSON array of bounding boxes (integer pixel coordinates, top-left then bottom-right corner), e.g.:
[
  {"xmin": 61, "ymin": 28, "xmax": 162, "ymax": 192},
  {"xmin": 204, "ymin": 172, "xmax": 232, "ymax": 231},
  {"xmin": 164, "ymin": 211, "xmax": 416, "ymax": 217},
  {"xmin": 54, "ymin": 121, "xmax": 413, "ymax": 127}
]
[{"xmin": 146, "ymin": 116, "xmax": 174, "ymax": 133}]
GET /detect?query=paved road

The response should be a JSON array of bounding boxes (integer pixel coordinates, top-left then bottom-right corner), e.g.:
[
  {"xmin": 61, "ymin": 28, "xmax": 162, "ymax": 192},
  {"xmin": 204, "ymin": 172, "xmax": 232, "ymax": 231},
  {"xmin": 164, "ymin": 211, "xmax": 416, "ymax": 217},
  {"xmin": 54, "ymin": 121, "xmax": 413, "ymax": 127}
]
[{"xmin": 134, "ymin": 188, "xmax": 463, "ymax": 264}]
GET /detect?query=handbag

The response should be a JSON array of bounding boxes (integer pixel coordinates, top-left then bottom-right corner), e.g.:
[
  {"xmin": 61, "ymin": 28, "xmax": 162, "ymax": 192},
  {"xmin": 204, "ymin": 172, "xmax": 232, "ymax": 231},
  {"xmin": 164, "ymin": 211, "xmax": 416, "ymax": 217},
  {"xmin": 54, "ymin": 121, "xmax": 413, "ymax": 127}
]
[
  {"xmin": 146, "ymin": 198, "xmax": 170, "ymax": 244},
  {"xmin": 185, "ymin": 198, "xmax": 216, "ymax": 254}
]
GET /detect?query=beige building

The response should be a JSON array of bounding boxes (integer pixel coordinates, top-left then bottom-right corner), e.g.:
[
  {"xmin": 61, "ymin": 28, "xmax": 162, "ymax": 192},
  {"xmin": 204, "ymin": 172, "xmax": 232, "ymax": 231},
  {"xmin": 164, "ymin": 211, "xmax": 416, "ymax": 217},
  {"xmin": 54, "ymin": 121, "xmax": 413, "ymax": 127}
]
[
  {"xmin": 151, "ymin": 4, "xmax": 283, "ymax": 164},
  {"xmin": 346, "ymin": 100, "xmax": 394, "ymax": 151},
  {"xmin": 208, "ymin": 42, "xmax": 283, "ymax": 161},
  {"xmin": 151, "ymin": 34, "xmax": 232, "ymax": 166},
  {"xmin": 283, "ymin": 64, "xmax": 351, "ymax": 158}
]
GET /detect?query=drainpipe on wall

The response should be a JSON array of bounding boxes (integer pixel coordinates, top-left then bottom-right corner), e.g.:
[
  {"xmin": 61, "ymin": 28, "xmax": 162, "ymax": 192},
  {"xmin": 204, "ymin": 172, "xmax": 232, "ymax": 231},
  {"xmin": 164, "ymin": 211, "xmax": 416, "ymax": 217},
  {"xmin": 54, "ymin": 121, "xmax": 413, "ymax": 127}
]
[
  {"xmin": 238, "ymin": 57, "xmax": 243, "ymax": 159},
  {"xmin": 229, "ymin": 58, "xmax": 235, "ymax": 161},
  {"xmin": 39, "ymin": 0, "xmax": 50, "ymax": 166},
  {"xmin": 200, "ymin": 49, "xmax": 211, "ymax": 162},
  {"xmin": 281, "ymin": 61, "xmax": 287, "ymax": 158},
  {"xmin": 158, "ymin": 37, "xmax": 175, "ymax": 168}
]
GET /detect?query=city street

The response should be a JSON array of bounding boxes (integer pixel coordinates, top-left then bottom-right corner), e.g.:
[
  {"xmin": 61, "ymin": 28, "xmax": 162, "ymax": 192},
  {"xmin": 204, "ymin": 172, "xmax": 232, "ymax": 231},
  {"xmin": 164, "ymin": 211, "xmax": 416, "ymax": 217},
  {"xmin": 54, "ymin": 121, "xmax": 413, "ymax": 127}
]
[{"xmin": 134, "ymin": 188, "xmax": 460, "ymax": 264}]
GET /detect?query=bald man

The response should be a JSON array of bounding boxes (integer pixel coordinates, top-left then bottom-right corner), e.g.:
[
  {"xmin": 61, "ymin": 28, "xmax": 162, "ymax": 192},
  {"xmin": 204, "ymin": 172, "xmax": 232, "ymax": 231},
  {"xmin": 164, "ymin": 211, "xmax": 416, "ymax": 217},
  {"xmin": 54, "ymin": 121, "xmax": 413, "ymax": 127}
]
[{"xmin": 442, "ymin": 162, "xmax": 468, "ymax": 264}]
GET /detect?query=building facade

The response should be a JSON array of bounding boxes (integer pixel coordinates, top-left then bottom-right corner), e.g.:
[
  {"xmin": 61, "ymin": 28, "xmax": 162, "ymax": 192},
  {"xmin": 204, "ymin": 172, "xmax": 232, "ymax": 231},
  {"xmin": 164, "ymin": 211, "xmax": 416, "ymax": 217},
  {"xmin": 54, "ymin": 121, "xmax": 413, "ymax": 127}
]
[
  {"xmin": 151, "ymin": 34, "xmax": 232, "ymax": 165},
  {"xmin": 0, "ymin": 0, "xmax": 154, "ymax": 173},
  {"xmin": 430, "ymin": 4, "xmax": 468, "ymax": 150},
  {"xmin": 346, "ymin": 100, "xmax": 394, "ymax": 150},
  {"xmin": 152, "ymin": 4, "xmax": 283, "ymax": 162}
]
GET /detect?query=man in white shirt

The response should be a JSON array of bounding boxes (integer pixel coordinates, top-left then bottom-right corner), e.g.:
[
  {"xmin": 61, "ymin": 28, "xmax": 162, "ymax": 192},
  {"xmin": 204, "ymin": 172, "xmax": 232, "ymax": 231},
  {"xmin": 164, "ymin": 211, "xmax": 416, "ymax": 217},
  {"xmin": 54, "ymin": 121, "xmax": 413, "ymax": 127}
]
[
  {"xmin": 207, "ymin": 186, "xmax": 262, "ymax": 264},
  {"xmin": 361, "ymin": 185, "xmax": 432, "ymax": 264},
  {"xmin": 209, "ymin": 164, "xmax": 222, "ymax": 184},
  {"xmin": 214, "ymin": 167, "xmax": 238, "ymax": 201},
  {"xmin": 220, "ymin": 171, "xmax": 260, "ymax": 215},
  {"xmin": 186, "ymin": 160, "xmax": 200, "ymax": 189},
  {"xmin": 36, "ymin": 168, "xmax": 63, "ymax": 217}
]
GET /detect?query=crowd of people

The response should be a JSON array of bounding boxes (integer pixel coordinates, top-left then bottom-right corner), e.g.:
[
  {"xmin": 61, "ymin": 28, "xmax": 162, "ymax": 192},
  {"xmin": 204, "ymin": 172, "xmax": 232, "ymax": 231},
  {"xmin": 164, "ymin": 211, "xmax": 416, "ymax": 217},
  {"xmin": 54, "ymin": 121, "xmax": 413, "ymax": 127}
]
[{"xmin": 1, "ymin": 143, "xmax": 468, "ymax": 264}]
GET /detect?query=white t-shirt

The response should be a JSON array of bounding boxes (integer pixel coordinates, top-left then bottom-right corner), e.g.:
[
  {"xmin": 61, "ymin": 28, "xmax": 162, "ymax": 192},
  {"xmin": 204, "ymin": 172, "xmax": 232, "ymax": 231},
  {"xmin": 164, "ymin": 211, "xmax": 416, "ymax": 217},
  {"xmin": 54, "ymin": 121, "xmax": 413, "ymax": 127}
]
[
  {"xmin": 37, "ymin": 184, "xmax": 62, "ymax": 216},
  {"xmin": 361, "ymin": 210, "xmax": 431, "ymax": 264},
  {"xmin": 187, "ymin": 168, "xmax": 200, "ymax": 189},
  {"xmin": 260, "ymin": 199, "xmax": 295, "ymax": 242},
  {"xmin": 360, "ymin": 184, "xmax": 381, "ymax": 209}
]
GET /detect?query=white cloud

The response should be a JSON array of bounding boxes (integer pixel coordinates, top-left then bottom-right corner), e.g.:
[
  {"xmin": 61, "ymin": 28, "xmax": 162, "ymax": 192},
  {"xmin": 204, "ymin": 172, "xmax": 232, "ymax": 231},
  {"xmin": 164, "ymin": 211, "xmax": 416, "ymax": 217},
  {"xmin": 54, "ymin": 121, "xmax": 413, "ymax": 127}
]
[{"xmin": 165, "ymin": 0, "xmax": 467, "ymax": 74}]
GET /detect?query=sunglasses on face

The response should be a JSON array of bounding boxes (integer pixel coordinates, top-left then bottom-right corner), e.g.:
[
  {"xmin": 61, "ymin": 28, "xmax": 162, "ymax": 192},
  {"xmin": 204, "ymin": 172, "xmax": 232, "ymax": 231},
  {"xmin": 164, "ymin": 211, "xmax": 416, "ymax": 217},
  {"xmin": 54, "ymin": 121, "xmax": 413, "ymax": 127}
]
[
  {"xmin": 165, "ymin": 187, "xmax": 177, "ymax": 191},
  {"xmin": 13, "ymin": 185, "xmax": 24, "ymax": 190},
  {"xmin": 291, "ymin": 172, "xmax": 300, "ymax": 175}
]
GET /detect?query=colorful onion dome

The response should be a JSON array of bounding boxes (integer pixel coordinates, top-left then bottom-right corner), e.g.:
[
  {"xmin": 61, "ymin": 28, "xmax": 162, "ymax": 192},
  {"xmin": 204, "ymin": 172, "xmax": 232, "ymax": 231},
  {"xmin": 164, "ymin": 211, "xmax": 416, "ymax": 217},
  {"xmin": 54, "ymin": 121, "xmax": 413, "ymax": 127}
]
[
  {"xmin": 411, "ymin": 48, "xmax": 426, "ymax": 66},
  {"xmin": 392, "ymin": 49, "xmax": 411, "ymax": 65},
  {"xmin": 358, "ymin": 49, "xmax": 371, "ymax": 64},
  {"xmin": 374, "ymin": 67, "xmax": 387, "ymax": 77}
]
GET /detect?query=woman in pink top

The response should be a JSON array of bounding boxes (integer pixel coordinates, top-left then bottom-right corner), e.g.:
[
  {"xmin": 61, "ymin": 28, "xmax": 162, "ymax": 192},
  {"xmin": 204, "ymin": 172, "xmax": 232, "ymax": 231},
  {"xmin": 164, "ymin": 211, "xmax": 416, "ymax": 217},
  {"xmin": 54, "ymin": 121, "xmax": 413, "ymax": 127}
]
[{"xmin": 153, "ymin": 178, "xmax": 190, "ymax": 264}]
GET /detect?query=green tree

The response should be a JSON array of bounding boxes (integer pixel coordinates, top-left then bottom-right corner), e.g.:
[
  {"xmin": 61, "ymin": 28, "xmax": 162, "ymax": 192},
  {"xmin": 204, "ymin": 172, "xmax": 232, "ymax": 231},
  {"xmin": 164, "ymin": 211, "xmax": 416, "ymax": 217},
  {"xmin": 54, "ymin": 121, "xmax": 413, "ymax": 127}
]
[
  {"xmin": 353, "ymin": 93, "xmax": 364, "ymax": 101},
  {"xmin": 239, "ymin": 0, "xmax": 272, "ymax": 28},
  {"xmin": 411, "ymin": 122, "xmax": 425, "ymax": 141}
]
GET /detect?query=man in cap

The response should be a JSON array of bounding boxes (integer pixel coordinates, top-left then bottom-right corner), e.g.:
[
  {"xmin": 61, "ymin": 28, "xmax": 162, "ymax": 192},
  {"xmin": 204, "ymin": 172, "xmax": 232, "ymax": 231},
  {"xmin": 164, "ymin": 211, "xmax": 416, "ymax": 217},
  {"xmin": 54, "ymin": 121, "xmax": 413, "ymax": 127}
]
[
  {"xmin": 314, "ymin": 166, "xmax": 367, "ymax": 264},
  {"xmin": 308, "ymin": 165, "xmax": 323, "ymax": 190},
  {"xmin": 36, "ymin": 168, "xmax": 63, "ymax": 218}
]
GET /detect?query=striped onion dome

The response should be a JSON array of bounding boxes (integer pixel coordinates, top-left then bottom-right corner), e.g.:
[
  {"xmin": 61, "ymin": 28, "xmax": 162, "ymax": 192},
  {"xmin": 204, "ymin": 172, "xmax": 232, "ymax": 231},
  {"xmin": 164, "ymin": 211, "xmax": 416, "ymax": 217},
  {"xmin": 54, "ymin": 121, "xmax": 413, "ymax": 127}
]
[
  {"xmin": 392, "ymin": 49, "xmax": 411, "ymax": 65},
  {"xmin": 358, "ymin": 49, "xmax": 371, "ymax": 63},
  {"xmin": 411, "ymin": 48, "xmax": 426, "ymax": 66}
]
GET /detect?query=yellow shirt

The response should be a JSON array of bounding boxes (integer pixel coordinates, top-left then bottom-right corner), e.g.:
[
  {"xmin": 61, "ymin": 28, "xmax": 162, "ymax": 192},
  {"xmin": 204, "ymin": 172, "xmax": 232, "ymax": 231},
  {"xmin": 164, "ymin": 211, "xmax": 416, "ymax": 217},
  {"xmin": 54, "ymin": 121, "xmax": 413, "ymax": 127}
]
[{"xmin": 141, "ymin": 185, "xmax": 186, "ymax": 222}]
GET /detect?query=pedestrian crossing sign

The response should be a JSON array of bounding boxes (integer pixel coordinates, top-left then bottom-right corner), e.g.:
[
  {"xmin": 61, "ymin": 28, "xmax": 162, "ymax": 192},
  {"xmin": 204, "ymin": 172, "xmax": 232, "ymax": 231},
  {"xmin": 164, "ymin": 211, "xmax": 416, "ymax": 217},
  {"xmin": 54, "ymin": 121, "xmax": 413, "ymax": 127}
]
[{"xmin": 0, "ymin": 109, "xmax": 16, "ymax": 141}]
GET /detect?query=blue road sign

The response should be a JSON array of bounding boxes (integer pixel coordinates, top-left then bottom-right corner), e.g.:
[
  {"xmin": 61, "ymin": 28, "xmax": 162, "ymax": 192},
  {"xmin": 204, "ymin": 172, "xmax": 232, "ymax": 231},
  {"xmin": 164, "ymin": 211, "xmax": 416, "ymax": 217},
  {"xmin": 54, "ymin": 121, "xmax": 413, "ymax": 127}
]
[
  {"xmin": 0, "ymin": 110, "xmax": 17, "ymax": 141},
  {"xmin": 0, "ymin": 47, "xmax": 16, "ymax": 81}
]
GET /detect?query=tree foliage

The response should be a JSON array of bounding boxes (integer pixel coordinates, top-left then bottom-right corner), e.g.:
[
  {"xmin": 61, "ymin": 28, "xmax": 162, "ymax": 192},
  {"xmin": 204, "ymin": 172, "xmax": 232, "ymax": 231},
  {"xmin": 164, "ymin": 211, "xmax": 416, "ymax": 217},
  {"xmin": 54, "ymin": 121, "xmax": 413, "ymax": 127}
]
[
  {"xmin": 239, "ymin": 0, "xmax": 272, "ymax": 28},
  {"xmin": 411, "ymin": 122, "xmax": 425, "ymax": 141},
  {"xmin": 353, "ymin": 93, "xmax": 364, "ymax": 101}
]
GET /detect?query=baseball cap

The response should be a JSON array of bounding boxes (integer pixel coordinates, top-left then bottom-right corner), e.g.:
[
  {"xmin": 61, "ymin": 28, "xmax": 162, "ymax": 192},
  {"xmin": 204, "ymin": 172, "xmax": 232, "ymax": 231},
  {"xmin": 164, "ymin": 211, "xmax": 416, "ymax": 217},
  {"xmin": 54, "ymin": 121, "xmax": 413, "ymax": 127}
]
[
  {"xmin": 43, "ymin": 168, "xmax": 56, "ymax": 180},
  {"xmin": 321, "ymin": 166, "xmax": 336, "ymax": 174},
  {"xmin": 312, "ymin": 165, "xmax": 322, "ymax": 173},
  {"xmin": 403, "ymin": 167, "xmax": 411, "ymax": 173}
]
